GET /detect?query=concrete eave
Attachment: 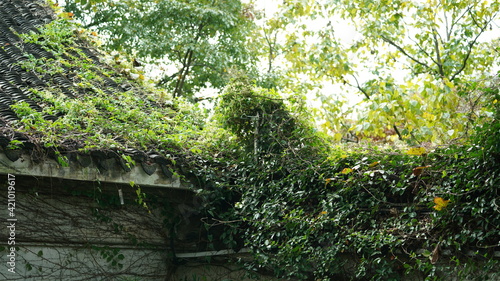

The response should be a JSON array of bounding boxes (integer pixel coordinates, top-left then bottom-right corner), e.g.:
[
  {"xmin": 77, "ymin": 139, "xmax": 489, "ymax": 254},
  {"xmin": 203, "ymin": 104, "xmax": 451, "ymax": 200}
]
[{"xmin": 0, "ymin": 151, "xmax": 192, "ymax": 190}]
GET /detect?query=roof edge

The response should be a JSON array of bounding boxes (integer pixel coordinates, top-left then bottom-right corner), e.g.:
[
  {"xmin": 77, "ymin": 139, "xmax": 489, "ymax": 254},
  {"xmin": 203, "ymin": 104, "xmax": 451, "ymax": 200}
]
[{"xmin": 0, "ymin": 149, "xmax": 192, "ymax": 189}]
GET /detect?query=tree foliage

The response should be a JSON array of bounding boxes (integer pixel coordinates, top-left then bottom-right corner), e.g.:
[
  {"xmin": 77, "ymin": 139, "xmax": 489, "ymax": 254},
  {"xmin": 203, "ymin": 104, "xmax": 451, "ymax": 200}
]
[
  {"xmin": 65, "ymin": 0, "xmax": 258, "ymax": 99},
  {"xmin": 272, "ymin": 0, "xmax": 500, "ymax": 143}
]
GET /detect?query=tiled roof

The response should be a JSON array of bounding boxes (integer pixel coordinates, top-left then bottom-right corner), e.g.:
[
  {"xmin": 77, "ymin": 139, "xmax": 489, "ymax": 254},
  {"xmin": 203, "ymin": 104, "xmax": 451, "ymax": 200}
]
[
  {"xmin": 0, "ymin": 0, "xmax": 183, "ymax": 179},
  {"xmin": 0, "ymin": 0, "xmax": 53, "ymax": 125}
]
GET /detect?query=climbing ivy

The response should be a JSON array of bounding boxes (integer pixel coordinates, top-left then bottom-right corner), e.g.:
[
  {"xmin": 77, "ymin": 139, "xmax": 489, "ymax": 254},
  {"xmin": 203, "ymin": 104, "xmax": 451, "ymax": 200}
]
[{"xmin": 191, "ymin": 78, "xmax": 500, "ymax": 280}]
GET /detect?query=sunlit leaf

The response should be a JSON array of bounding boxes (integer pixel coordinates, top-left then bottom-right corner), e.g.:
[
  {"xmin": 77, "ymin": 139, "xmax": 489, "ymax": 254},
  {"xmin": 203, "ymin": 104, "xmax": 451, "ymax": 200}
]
[
  {"xmin": 341, "ymin": 167, "xmax": 353, "ymax": 174},
  {"xmin": 412, "ymin": 165, "xmax": 431, "ymax": 176},
  {"xmin": 334, "ymin": 133, "xmax": 342, "ymax": 142},
  {"xmin": 433, "ymin": 197, "xmax": 450, "ymax": 211},
  {"xmin": 407, "ymin": 147, "xmax": 426, "ymax": 155},
  {"xmin": 444, "ymin": 79, "xmax": 454, "ymax": 89}
]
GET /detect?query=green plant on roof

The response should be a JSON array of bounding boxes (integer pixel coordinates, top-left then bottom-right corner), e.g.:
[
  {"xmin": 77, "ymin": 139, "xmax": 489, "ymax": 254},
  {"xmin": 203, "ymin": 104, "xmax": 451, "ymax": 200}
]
[
  {"xmin": 19, "ymin": 18, "xmax": 76, "ymax": 53},
  {"xmin": 7, "ymin": 140, "xmax": 24, "ymax": 150},
  {"xmin": 10, "ymin": 14, "xmax": 207, "ymax": 153}
]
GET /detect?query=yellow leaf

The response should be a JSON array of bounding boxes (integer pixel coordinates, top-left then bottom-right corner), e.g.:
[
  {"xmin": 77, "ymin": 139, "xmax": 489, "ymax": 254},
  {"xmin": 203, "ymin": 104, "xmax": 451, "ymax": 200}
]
[
  {"xmin": 407, "ymin": 147, "xmax": 426, "ymax": 156},
  {"xmin": 423, "ymin": 112, "xmax": 436, "ymax": 121},
  {"xmin": 433, "ymin": 197, "xmax": 450, "ymax": 211},
  {"xmin": 412, "ymin": 165, "xmax": 431, "ymax": 176},
  {"xmin": 368, "ymin": 161, "xmax": 380, "ymax": 168},
  {"xmin": 341, "ymin": 168, "xmax": 353, "ymax": 174},
  {"xmin": 334, "ymin": 133, "xmax": 342, "ymax": 142},
  {"xmin": 59, "ymin": 12, "xmax": 74, "ymax": 20},
  {"xmin": 444, "ymin": 79, "xmax": 454, "ymax": 89}
]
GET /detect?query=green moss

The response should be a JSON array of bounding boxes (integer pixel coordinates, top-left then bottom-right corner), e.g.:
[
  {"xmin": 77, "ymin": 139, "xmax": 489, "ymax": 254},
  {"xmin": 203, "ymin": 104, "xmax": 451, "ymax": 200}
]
[{"xmin": 12, "ymin": 17, "xmax": 203, "ymax": 153}]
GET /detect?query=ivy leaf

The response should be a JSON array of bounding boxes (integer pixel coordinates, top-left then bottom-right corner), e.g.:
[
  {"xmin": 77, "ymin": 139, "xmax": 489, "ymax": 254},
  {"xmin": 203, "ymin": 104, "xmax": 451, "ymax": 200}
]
[
  {"xmin": 341, "ymin": 167, "xmax": 353, "ymax": 174},
  {"xmin": 412, "ymin": 165, "xmax": 431, "ymax": 176},
  {"xmin": 433, "ymin": 197, "xmax": 450, "ymax": 211},
  {"xmin": 407, "ymin": 147, "xmax": 426, "ymax": 156}
]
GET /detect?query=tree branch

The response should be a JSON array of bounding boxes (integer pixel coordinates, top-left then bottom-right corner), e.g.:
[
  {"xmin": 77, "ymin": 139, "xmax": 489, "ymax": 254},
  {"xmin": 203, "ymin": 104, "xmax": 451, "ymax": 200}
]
[
  {"xmin": 450, "ymin": 12, "xmax": 496, "ymax": 81},
  {"xmin": 380, "ymin": 35, "xmax": 433, "ymax": 71},
  {"xmin": 350, "ymin": 74, "xmax": 371, "ymax": 100},
  {"xmin": 264, "ymin": 29, "xmax": 278, "ymax": 74},
  {"xmin": 174, "ymin": 50, "xmax": 194, "ymax": 98},
  {"xmin": 173, "ymin": 22, "xmax": 206, "ymax": 97},
  {"xmin": 158, "ymin": 71, "xmax": 180, "ymax": 86},
  {"xmin": 408, "ymin": 37, "xmax": 439, "ymax": 67},
  {"xmin": 448, "ymin": 6, "xmax": 472, "ymax": 39},
  {"xmin": 443, "ymin": 7, "xmax": 450, "ymax": 41},
  {"xmin": 431, "ymin": 27, "xmax": 445, "ymax": 78},
  {"xmin": 393, "ymin": 124, "xmax": 403, "ymax": 140}
]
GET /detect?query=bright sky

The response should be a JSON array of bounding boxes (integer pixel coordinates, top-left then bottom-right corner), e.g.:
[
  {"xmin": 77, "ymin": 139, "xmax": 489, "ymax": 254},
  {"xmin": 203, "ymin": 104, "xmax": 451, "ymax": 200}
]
[{"xmin": 251, "ymin": 0, "xmax": 360, "ymax": 44}]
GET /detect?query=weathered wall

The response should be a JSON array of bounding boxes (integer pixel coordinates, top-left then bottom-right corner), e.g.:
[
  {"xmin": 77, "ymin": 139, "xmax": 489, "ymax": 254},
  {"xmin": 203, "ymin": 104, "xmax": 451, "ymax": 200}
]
[{"xmin": 0, "ymin": 173, "xmax": 204, "ymax": 281}]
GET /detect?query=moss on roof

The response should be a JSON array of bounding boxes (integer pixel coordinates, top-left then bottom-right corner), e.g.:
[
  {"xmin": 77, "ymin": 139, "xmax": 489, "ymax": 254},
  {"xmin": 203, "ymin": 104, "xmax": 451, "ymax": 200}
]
[{"xmin": 0, "ymin": 0, "xmax": 203, "ymax": 165}]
